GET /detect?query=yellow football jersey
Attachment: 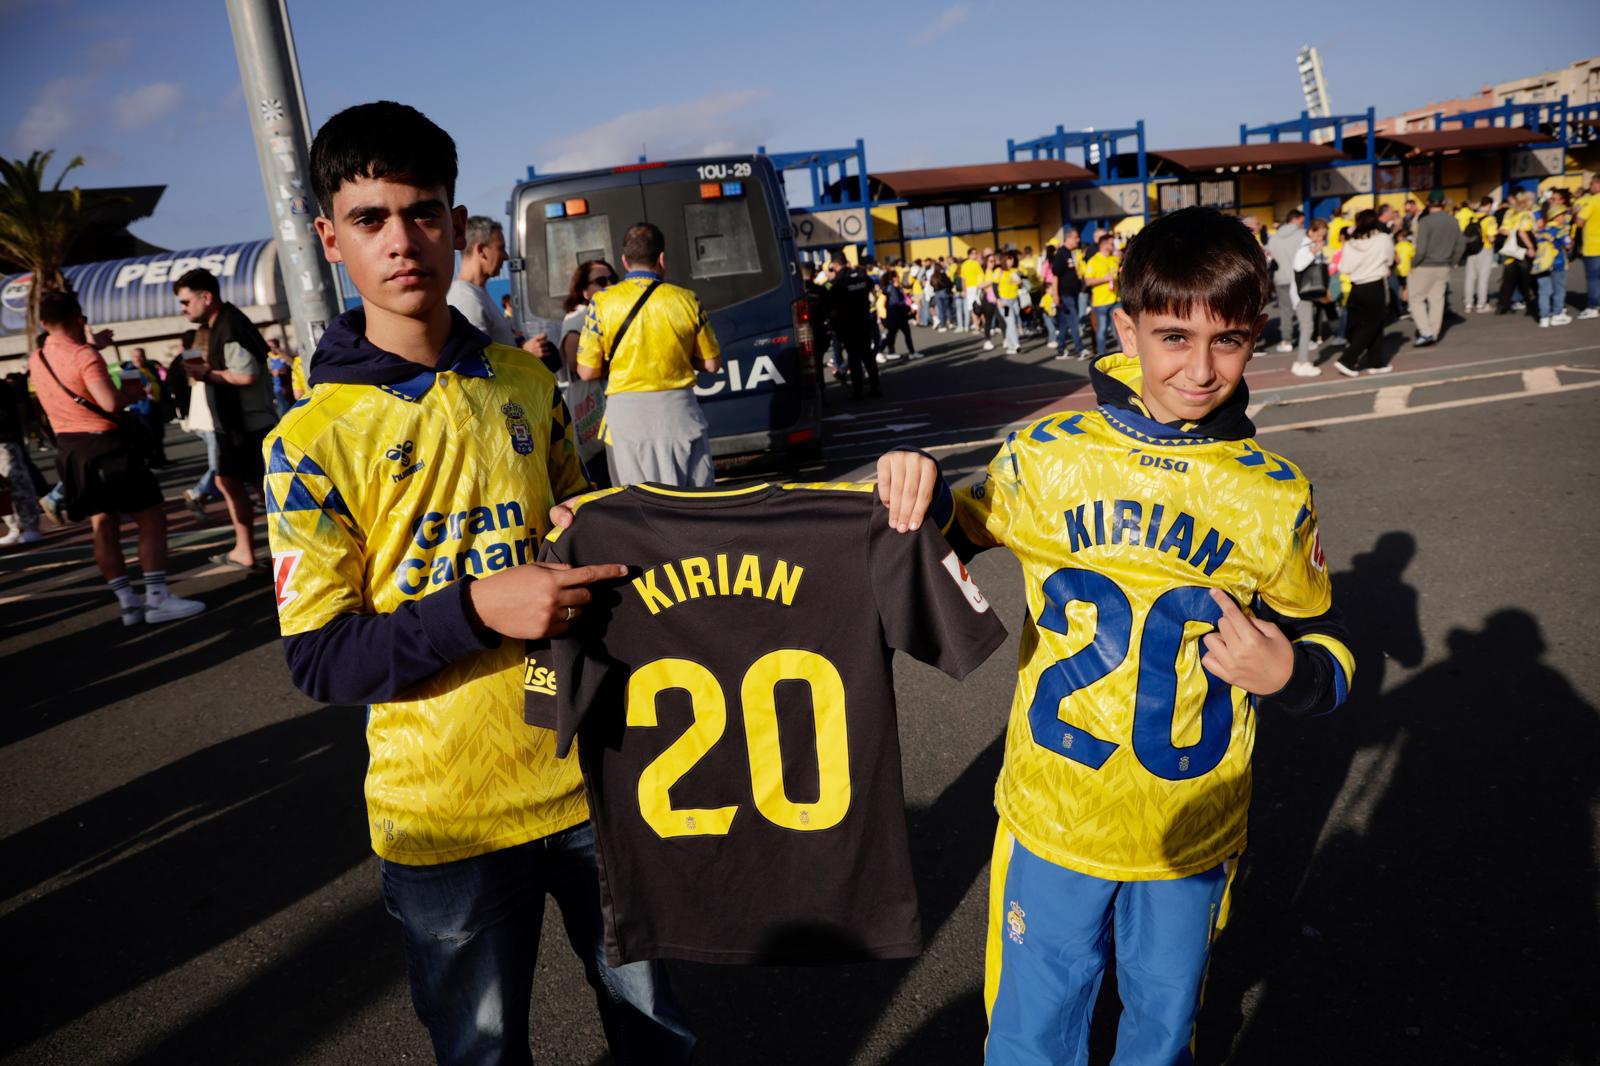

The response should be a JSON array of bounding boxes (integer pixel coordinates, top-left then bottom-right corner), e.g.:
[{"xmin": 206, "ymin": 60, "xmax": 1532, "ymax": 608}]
[
  {"xmin": 949, "ymin": 355, "xmax": 1352, "ymax": 881},
  {"xmin": 264, "ymin": 343, "xmax": 592, "ymax": 865},
  {"xmin": 576, "ymin": 271, "xmax": 720, "ymax": 395}
]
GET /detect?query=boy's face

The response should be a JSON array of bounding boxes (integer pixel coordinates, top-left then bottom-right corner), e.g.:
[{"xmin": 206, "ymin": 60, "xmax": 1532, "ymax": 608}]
[
  {"xmin": 1113, "ymin": 306, "xmax": 1265, "ymax": 425},
  {"xmin": 315, "ymin": 175, "xmax": 465, "ymax": 321}
]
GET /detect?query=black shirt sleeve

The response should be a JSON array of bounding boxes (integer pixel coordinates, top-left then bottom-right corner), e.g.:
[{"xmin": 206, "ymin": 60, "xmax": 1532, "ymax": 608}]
[{"xmin": 867, "ymin": 505, "xmax": 1007, "ymax": 680}]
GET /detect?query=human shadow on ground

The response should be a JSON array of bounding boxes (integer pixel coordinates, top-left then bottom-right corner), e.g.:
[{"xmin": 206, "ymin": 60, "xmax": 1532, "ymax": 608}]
[
  {"xmin": 0, "ymin": 571, "xmax": 275, "ymax": 747},
  {"xmin": 0, "ymin": 705, "xmax": 373, "ymax": 1056},
  {"xmin": 1223, "ymin": 609, "xmax": 1599, "ymax": 1064}
]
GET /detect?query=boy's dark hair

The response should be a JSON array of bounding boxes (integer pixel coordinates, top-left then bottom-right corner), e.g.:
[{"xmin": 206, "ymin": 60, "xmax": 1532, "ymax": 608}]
[
  {"xmin": 172, "ymin": 267, "xmax": 220, "ymax": 297},
  {"xmin": 38, "ymin": 290, "xmax": 83, "ymax": 326},
  {"xmin": 622, "ymin": 222, "xmax": 665, "ymax": 265},
  {"xmin": 309, "ymin": 101, "xmax": 458, "ymax": 214},
  {"xmin": 1118, "ymin": 208, "xmax": 1272, "ymax": 324}
]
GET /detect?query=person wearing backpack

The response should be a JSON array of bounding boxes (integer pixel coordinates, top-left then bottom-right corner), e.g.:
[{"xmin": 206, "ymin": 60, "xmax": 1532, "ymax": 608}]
[
  {"xmin": 1461, "ymin": 196, "xmax": 1498, "ymax": 313},
  {"xmin": 1288, "ymin": 218, "xmax": 1332, "ymax": 376},
  {"xmin": 1495, "ymin": 190, "xmax": 1538, "ymax": 316}
]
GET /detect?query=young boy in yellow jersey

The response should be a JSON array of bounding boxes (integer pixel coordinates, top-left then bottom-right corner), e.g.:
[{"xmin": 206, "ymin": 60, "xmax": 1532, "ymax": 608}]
[
  {"xmin": 269, "ymin": 101, "xmax": 693, "ymax": 1064},
  {"xmin": 875, "ymin": 207, "xmax": 1354, "ymax": 1065},
  {"xmin": 1394, "ymin": 225, "xmax": 1415, "ymax": 318}
]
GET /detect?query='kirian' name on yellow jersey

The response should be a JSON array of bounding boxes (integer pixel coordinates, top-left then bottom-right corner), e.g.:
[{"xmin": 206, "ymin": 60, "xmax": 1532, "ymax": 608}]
[
  {"xmin": 950, "ymin": 357, "xmax": 1352, "ymax": 881},
  {"xmin": 264, "ymin": 343, "xmax": 592, "ymax": 865}
]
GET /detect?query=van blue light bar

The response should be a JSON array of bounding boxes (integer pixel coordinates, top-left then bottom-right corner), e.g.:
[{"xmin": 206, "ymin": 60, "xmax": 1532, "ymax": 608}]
[
  {"xmin": 721, "ymin": 182, "xmax": 743, "ymax": 197},
  {"xmin": 544, "ymin": 203, "xmax": 566, "ymax": 218}
]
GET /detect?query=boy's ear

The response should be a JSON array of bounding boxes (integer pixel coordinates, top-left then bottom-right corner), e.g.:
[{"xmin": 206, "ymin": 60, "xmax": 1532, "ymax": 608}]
[
  {"xmin": 314, "ymin": 216, "xmax": 342, "ymax": 264},
  {"xmin": 1112, "ymin": 307, "xmax": 1137, "ymax": 356},
  {"xmin": 1248, "ymin": 312, "xmax": 1269, "ymax": 354},
  {"xmin": 451, "ymin": 205, "xmax": 469, "ymax": 252}
]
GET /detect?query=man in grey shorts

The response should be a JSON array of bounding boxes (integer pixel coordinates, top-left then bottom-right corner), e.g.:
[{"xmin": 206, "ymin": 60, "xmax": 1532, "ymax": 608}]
[{"xmin": 574, "ymin": 222, "xmax": 722, "ymax": 487}]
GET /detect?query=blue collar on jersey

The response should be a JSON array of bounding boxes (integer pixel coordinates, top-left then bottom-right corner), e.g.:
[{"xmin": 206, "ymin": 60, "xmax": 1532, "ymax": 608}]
[
  {"xmin": 623, "ymin": 269, "xmax": 661, "ymax": 281},
  {"xmin": 1089, "ymin": 353, "xmax": 1256, "ymax": 444},
  {"xmin": 307, "ymin": 306, "xmax": 494, "ymax": 401}
]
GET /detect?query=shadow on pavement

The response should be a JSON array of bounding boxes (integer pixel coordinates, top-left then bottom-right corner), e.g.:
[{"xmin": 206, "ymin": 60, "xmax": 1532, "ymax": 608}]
[
  {"xmin": 0, "ymin": 573, "xmax": 275, "ymax": 747},
  {"xmin": 1221, "ymin": 608, "xmax": 1599, "ymax": 1064},
  {"xmin": 0, "ymin": 704, "xmax": 374, "ymax": 1057}
]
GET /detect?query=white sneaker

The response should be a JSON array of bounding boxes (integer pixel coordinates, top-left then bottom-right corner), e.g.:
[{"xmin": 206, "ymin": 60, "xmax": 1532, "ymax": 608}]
[
  {"xmin": 1275, "ymin": 341, "xmax": 1293, "ymax": 353},
  {"xmin": 982, "ymin": 340, "xmax": 995, "ymax": 351},
  {"xmin": 876, "ymin": 353, "xmax": 889, "ymax": 364},
  {"xmin": 1551, "ymin": 313, "xmax": 1571, "ymax": 326},
  {"xmin": 1578, "ymin": 308, "xmax": 1599, "ymax": 319},
  {"xmin": 0, "ymin": 528, "xmax": 18, "ymax": 546},
  {"xmin": 1538, "ymin": 317, "xmax": 1550, "ymax": 328},
  {"xmin": 1308, "ymin": 339, "xmax": 1322, "ymax": 351},
  {"xmin": 1478, "ymin": 305, "xmax": 1495, "ymax": 313},
  {"xmin": 908, "ymin": 352, "xmax": 926, "ymax": 359},
  {"xmin": 121, "ymin": 603, "xmax": 144, "ymax": 626},
  {"xmin": 1334, "ymin": 362, "xmax": 1361, "ymax": 378},
  {"xmin": 144, "ymin": 593, "xmax": 206, "ymax": 623},
  {"xmin": 1365, "ymin": 365, "xmax": 1394, "ymax": 375},
  {"xmin": 1289, "ymin": 362, "xmax": 1322, "ymax": 377}
]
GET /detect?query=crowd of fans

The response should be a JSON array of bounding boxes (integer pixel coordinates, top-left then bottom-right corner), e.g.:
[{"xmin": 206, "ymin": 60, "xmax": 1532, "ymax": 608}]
[{"xmin": 2, "ymin": 176, "xmax": 1595, "ymax": 557}]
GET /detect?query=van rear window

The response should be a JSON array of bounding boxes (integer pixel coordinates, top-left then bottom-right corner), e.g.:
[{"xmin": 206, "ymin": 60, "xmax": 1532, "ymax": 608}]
[
  {"xmin": 684, "ymin": 201, "xmax": 762, "ymax": 280},
  {"xmin": 545, "ymin": 215, "xmax": 614, "ymax": 299}
]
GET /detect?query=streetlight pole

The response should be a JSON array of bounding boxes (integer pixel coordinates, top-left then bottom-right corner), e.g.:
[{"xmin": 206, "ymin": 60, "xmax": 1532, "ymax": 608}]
[{"xmin": 225, "ymin": 0, "xmax": 342, "ymax": 366}]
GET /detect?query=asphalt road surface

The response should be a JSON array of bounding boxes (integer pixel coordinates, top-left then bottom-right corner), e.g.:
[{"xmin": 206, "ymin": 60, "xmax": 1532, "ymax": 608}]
[{"xmin": 4, "ymin": 302, "xmax": 1597, "ymax": 1065}]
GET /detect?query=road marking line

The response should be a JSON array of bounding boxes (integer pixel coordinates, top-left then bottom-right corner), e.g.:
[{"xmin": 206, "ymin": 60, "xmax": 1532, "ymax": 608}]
[
  {"xmin": 1522, "ymin": 367, "xmax": 1561, "ymax": 393},
  {"xmin": 830, "ymin": 376, "xmax": 1600, "ymax": 461},
  {"xmin": 1372, "ymin": 386, "xmax": 1412, "ymax": 415}
]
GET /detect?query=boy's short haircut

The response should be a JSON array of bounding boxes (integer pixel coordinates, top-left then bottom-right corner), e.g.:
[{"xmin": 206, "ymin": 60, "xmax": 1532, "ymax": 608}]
[
  {"xmin": 38, "ymin": 290, "xmax": 83, "ymax": 326},
  {"xmin": 309, "ymin": 101, "xmax": 458, "ymax": 214},
  {"xmin": 1118, "ymin": 207, "xmax": 1273, "ymax": 325},
  {"xmin": 172, "ymin": 267, "xmax": 220, "ymax": 297},
  {"xmin": 622, "ymin": 223, "xmax": 665, "ymax": 265}
]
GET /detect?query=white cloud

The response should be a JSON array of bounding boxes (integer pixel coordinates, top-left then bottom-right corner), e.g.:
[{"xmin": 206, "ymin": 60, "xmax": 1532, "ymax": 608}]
[
  {"xmin": 912, "ymin": 5, "xmax": 968, "ymax": 46},
  {"xmin": 112, "ymin": 82, "xmax": 183, "ymax": 130},
  {"xmin": 538, "ymin": 90, "xmax": 771, "ymax": 174},
  {"xmin": 12, "ymin": 76, "xmax": 92, "ymax": 151}
]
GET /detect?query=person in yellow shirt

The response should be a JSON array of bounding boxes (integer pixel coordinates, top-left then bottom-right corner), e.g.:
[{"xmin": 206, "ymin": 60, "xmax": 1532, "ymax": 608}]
[
  {"xmin": 1083, "ymin": 232, "xmax": 1121, "ymax": 354},
  {"xmin": 959, "ymin": 249, "xmax": 987, "ymax": 337},
  {"xmin": 1496, "ymin": 190, "xmax": 1538, "ymax": 316},
  {"xmin": 1579, "ymin": 175, "xmax": 1600, "ymax": 319},
  {"xmin": 576, "ymin": 222, "xmax": 722, "ymax": 487},
  {"xmin": 996, "ymin": 252, "xmax": 1024, "ymax": 354},
  {"xmin": 1326, "ymin": 204, "xmax": 1351, "ymax": 253},
  {"xmin": 1393, "ymin": 226, "xmax": 1415, "ymax": 317},
  {"xmin": 278, "ymin": 100, "xmax": 695, "ymax": 1063},
  {"xmin": 1462, "ymin": 195, "xmax": 1499, "ymax": 313}
]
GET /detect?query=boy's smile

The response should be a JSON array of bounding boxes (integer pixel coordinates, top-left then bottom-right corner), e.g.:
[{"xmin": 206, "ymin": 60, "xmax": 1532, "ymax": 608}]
[{"xmin": 1113, "ymin": 308, "xmax": 1264, "ymax": 424}]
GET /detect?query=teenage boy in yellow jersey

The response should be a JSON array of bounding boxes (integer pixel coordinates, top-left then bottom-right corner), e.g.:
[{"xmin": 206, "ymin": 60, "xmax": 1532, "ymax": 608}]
[
  {"xmin": 576, "ymin": 221, "xmax": 721, "ymax": 488},
  {"xmin": 1579, "ymin": 175, "xmax": 1600, "ymax": 319},
  {"xmin": 960, "ymin": 249, "xmax": 988, "ymax": 336},
  {"xmin": 1083, "ymin": 233, "xmax": 1122, "ymax": 355},
  {"xmin": 270, "ymin": 101, "xmax": 693, "ymax": 1066},
  {"xmin": 873, "ymin": 208, "xmax": 1353, "ymax": 1064}
]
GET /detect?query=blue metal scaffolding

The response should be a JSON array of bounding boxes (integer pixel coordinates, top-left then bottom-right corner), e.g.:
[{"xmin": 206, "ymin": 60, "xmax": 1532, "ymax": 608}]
[
  {"xmin": 1006, "ymin": 122, "xmax": 1149, "ymax": 233},
  {"xmin": 757, "ymin": 140, "xmax": 876, "ymax": 260},
  {"xmin": 1240, "ymin": 108, "xmax": 1378, "ymax": 220}
]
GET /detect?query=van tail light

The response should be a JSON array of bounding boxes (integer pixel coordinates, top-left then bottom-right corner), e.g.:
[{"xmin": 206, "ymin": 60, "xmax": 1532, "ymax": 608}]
[{"xmin": 792, "ymin": 297, "xmax": 816, "ymax": 381}]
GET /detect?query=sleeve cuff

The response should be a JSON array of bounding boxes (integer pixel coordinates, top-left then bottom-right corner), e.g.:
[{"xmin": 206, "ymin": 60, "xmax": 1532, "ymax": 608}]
[
  {"xmin": 417, "ymin": 577, "xmax": 500, "ymax": 662},
  {"xmin": 1261, "ymin": 643, "xmax": 1334, "ymax": 718}
]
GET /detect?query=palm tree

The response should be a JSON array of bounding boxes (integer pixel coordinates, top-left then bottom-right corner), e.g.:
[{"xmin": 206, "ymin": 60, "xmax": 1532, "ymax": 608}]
[{"xmin": 0, "ymin": 150, "xmax": 89, "ymax": 344}]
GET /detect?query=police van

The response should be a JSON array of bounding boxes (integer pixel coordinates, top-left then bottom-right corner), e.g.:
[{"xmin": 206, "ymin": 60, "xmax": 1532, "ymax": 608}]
[{"xmin": 507, "ymin": 154, "xmax": 822, "ymax": 466}]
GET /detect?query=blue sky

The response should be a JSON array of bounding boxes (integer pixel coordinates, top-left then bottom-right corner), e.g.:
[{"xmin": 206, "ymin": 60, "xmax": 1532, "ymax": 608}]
[{"xmin": 2, "ymin": 0, "xmax": 1595, "ymax": 252}]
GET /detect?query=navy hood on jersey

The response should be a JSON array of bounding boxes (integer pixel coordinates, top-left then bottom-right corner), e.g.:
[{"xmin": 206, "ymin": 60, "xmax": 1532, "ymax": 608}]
[
  {"xmin": 306, "ymin": 306, "xmax": 492, "ymax": 388},
  {"xmin": 1089, "ymin": 353, "xmax": 1256, "ymax": 443}
]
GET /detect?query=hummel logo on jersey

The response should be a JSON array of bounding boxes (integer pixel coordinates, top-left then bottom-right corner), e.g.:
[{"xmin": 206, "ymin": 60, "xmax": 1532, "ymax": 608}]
[
  {"xmin": 385, "ymin": 440, "xmax": 425, "ymax": 483},
  {"xmin": 941, "ymin": 552, "xmax": 991, "ymax": 613}
]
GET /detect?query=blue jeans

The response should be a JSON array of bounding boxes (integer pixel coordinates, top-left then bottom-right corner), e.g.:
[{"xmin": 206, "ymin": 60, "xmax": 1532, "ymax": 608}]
[
  {"xmin": 955, "ymin": 291, "xmax": 971, "ymax": 329},
  {"xmin": 1053, "ymin": 298, "xmax": 1082, "ymax": 353},
  {"xmin": 192, "ymin": 430, "xmax": 220, "ymax": 501},
  {"xmin": 1537, "ymin": 269, "xmax": 1567, "ymax": 319},
  {"xmin": 1094, "ymin": 302, "xmax": 1121, "ymax": 354},
  {"xmin": 381, "ymin": 822, "xmax": 695, "ymax": 1066},
  {"xmin": 917, "ymin": 291, "xmax": 932, "ymax": 326},
  {"xmin": 1585, "ymin": 256, "xmax": 1600, "ymax": 310}
]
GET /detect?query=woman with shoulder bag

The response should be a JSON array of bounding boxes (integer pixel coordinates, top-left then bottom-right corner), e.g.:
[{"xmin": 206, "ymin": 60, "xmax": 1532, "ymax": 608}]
[
  {"xmin": 1335, "ymin": 210, "xmax": 1398, "ymax": 376},
  {"xmin": 1289, "ymin": 218, "xmax": 1332, "ymax": 376}
]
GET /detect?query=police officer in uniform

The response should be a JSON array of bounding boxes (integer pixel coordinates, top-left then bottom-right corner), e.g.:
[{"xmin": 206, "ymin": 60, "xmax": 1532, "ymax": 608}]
[{"xmin": 824, "ymin": 251, "xmax": 881, "ymax": 401}]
